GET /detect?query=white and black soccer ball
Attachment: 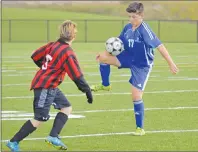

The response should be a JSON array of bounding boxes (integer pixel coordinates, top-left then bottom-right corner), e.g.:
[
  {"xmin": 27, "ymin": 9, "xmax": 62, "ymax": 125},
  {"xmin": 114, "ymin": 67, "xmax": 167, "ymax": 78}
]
[{"xmin": 105, "ymin": 37, "xmax": 124, "ymax": 56}]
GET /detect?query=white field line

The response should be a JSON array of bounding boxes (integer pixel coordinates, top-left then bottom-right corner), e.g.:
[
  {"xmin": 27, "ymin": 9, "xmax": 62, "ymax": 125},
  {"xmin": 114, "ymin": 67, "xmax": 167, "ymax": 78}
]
[
  {"xmin": 2, "ymin": 90, "xmax": 198, "ymax": 100},
  {"xmin": 1, "ymin": 66, "xmax": 100, "ymax": 70},
  {"xmin": 2, "ymin": 70, "xmax": 35, "ymax": 73},
  {"xmin": 2, "ymin": 70, "xmax": 125, "ymax": 74},
  {"xmin": 3, "ymin": 61, "xmax": 32, "ymax": 63},
  {"xmin": 2, "ymin": 70, "xmax": 18, "ymax": 72},
  {"xmin": 1, "ymin": 72, "xmax": 130, "ymax": 76},
  {"xmin": 1, "ymin": 56, "xmax": 97, "ymax": 59},
  {"xmin": 2, "ymin": 58, "xmax": 198, "ymax": 63},
  {"xmin": 1, "ymin": 74, "xmax": 158, "ymax": 77},
  {"xmin": 2, "ymin": 74, "xmax": 34, "ymax": 77},
  {"xmin": 1, "ymin": 73, "xmax": 118, "ymax": 77},
  {"xmin": 1, "ymin": 69, "xmax": 158, "ymax": 76},
  {"xmin": 2, "ymin": 67, "xmax": 37, "ymax": 69},
  {"xmin": 2, "ymin": 54, "xmax": 198, "ymax": 60},
  {"xmin": 2, "ymin": 106, "xmax": 198, "ymax": 116},
  {"xmin": 2, "ymin": 64, "xmax": 198, "ymax": 69},
  {"xmin": 0, "ymin": 71, "xmax": 159, "ymax": 74},
  {"xmin": 2, "ymin": 114, "xmax": 85, "ymax": 121},
  {"xmin": 3, "ymin": 106, "xmax": 198, "ymax": 121},
  {"xmin": 1, "ymin": 68, "xmax": 195, "ymax": 73},
  {"xmin": 1, "ymin": 55, "xmax": 197, "ymax": 58},
  {"xmin": 2, "ymin": 57, "xmax": 96, "ymax": 61},
  {"xmin": 70, "ymin": 106, "xmax": 198, "ymax": 113},
  {"xmin": 1, "ymin": 80, "xmax": 129, "ymax": 87},
  {"xmin": 1, "ymin": 73, "xmax": 159, "ymax": 77},
  {"xmin": 2, "ymin": 117, "xmax": 57, "ymax": 121},
  {"xmin": 2, "ymin": 56, "xmax": 29, "ymax": 59},
  {"xmin": 175, "ymin": 55, "xmax": 198, "ymax": 58},
  {"xmin": 2, "ymin": 113, "xmax": 84, "ymax": 118},
  {"xmin": 2, "ymin": 61, "xmax": 198, "ymax": 64},
  {"xmin": 1, "ymin": 129, "xmax": 198, "ymax": 143},
  {"xmin": 1, "ymin": 111, "xmax": 22, "ymax": 113},
  {"xmin": 2, "ymin": 78, "xmax": 198, "ymax": 87},
  {"xmin": 2, "ymin": 63, "xmax": 198, "ymax": 70},
  {"xmin": 2, "ymin": 60, "xmax": 95, "ymax": 63}
]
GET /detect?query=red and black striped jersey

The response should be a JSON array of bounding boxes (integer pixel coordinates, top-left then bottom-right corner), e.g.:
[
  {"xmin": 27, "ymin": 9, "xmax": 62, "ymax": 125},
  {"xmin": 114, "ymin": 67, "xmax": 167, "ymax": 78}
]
[{"xmin": 30, "ymin": 38, "xmax": 84, "ymax": 90}]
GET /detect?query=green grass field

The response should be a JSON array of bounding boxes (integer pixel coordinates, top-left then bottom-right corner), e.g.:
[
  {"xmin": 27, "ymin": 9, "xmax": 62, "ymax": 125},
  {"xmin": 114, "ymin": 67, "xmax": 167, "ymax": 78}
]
[
  {"xmin": 1, "ymin": 6, "xmax": 198, "ymax": 151},
  {"xmin": 2, "ymin": 42, "xmax": 198, "ymax": 151}
]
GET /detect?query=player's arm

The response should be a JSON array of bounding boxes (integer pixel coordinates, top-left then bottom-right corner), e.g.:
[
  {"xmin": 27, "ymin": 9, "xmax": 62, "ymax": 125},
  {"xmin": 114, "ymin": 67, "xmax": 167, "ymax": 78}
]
[
  {"xmin": 31, "ymin": 42, "xmax": 53, "ymax": 67},
  {"xmin": 141, "ymin": 23, "xmax": 179, "ymax": 74},
  {"xmin": 156, "ymin": 45, "xmax": 178, "ymax": 74},
  {"xmin": 63, "ymin": 54, "xmax": 93, "ymax": 103}
]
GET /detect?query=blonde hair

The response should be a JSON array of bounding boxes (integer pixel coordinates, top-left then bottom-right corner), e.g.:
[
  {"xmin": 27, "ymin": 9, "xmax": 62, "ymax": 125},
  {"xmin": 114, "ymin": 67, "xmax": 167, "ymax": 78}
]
[{"xmin": 59, "ymin": 20, "xmax": 77, "ymax": 41}]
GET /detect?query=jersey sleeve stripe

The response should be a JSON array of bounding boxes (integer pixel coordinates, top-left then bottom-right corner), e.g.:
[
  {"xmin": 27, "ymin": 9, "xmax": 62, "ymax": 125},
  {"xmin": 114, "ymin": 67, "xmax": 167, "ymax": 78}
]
[{"xmin": 142, "ymin": 22, "xmax": 154, "ymax": 40}]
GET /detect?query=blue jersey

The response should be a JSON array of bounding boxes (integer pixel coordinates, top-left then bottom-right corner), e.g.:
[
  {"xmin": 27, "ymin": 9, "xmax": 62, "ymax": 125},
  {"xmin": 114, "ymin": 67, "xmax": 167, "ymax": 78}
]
[{"xmin": 119, "ymin": 21, "xmax": 161, "ymax": 67}]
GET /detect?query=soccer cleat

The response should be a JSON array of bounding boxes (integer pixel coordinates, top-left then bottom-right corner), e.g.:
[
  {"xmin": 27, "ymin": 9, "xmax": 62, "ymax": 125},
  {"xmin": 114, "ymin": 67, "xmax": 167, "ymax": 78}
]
[
  {"xmin": 133, "ymin": 127, "xmax": 146, "ymax": 136},
  {"xmin": 90, "ymin": 84, "xmax": 111, "ymax": 92},
  {"xmin": 45, "ymin": 136, "xmax": 67, "ymax": 150},
  {"xmin": 6, "ymin": 141, "xmax": 20, "ymax": 152}
]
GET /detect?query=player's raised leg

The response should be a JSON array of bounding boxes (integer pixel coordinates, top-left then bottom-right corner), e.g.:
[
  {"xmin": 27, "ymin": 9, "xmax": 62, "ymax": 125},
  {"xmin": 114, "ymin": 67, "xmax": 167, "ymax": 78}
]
[
  {"xmin": 91, "ymin": 51, "xmax": 118, "ymax": 92},
  {"xmin": 90, "ymin": 63, "xmax": 111, "ymax": 92},
  {"xmin": 97, "ymin": 51, "xmax": 121, "ymax": 67}
]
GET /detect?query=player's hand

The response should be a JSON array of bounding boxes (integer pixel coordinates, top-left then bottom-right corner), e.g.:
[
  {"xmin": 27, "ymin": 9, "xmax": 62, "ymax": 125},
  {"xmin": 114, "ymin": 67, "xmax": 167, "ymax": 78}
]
[
  {"xmin": 96, "ymin": 53, "xmax": 103, "ymax": 62},
  {"xmin": 96, "ymin": 54, "xmax": 100, "ymax": 61},
  {"xmin": 86, "ymin": 90, "xmax": 93, "ymax": 104},
  {"xmin": 169, "ymin": 63, "xmax": 179, "ymax": 74}
]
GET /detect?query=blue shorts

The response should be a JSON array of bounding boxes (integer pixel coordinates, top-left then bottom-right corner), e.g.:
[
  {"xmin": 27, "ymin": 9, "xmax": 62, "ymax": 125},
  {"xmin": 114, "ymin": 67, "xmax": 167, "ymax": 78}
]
[{"xmin": 116, "ymin": 52, "xmax": 152, "ymax": 91}]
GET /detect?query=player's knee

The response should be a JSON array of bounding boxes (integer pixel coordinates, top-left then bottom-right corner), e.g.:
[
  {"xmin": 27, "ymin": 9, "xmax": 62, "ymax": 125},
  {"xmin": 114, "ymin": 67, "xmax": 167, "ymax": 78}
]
[
  {"xmin": 132, "ymin": 95, "xmax": 143, "ymax": 101},
  {"xmin": 60, "ymin": 106, "xmax": 72, "ymax": 116},
  {"xmin": 31, "ymin": 117, "xmax": 46, "ymax": 128},
  {"xmin": 104, "ymin": 51, "xmax": 111, "ymax": 56},
  {"xmin": 131, "ymin": 86, "xmax": 143, "ymax": 101},
  {"xmin": 34, "ymin": 114, "xmax": 50, "ymax": 123},
  {"xmin": 99, "ymin": 56, "xmax": 108, "ymax": 63},
  {"xmin": 32, "ymin": 119, "xmax": 43, "ymax": 127}
]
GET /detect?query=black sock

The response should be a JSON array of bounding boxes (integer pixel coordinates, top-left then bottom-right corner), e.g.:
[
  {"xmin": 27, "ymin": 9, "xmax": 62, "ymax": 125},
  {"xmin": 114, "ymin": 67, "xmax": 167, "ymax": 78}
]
[
  {"xmin": 50, "ymin": 112, "xmax": 68, "ymax": 137},
  {"xmin": 10, "ymin": 120, "xmax": 37, "ymax": 142}
]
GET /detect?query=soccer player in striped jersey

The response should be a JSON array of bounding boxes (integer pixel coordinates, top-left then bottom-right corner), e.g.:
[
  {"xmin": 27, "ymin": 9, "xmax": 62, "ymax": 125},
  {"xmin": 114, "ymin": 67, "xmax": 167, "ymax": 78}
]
[
  {"xmin": 7, "ymin": 20, "xmax": 93, "ymax": 151},
  {"xmin": 92, "ymin": 2, "xmax": 179, "ymax": 135}
]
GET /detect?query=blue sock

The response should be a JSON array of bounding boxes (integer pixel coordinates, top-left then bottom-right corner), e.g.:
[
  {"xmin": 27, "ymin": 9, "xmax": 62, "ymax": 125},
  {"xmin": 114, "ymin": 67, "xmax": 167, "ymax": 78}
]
[
  {"xmin": 99, "ymin": 63, "xmax": 110, "ymax": 86},
  {"xmin": 133, "ymin": 100, "xmax": 144, "ymax": 128}
]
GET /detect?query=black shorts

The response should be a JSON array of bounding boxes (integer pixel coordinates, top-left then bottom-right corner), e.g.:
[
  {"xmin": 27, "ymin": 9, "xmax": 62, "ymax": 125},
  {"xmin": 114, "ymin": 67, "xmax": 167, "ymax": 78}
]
[{"xmin": 33, "ymin": 88, "xmax": 71, "ymax": 121}]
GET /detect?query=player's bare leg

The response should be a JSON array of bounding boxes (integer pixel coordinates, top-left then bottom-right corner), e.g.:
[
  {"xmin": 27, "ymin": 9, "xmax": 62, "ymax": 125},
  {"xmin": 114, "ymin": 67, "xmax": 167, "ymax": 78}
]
[{"xmin": 97, "ymin": 51, "xmax": 121, "ymax": 67}]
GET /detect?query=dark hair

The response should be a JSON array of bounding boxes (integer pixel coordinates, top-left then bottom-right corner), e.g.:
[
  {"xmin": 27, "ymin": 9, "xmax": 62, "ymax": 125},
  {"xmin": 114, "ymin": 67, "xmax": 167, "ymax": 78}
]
[{"xmin": 126, "ymin": 2, "xmax": 144, "ymax": 14}]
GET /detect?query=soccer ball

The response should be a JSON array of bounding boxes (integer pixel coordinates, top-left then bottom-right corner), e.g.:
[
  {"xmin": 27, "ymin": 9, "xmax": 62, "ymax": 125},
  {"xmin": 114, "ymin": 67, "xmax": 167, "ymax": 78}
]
[{"xmin": 105, "ymin": 37, "xmax": 124, "ymax": 56}]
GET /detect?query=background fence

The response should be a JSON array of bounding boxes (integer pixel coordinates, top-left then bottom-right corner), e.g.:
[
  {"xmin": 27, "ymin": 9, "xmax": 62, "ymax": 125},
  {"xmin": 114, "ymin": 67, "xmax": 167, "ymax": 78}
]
[{"xmin": 2, "ymin": 19, "xmax": 198, "ymax": 43}]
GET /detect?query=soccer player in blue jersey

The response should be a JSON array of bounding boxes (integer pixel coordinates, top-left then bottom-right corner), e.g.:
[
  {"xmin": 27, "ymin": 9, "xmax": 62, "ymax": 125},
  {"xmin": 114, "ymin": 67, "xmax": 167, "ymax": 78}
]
[{"xmin": 91, "ymin": 2, "xmax": 179, "ymax": 135}]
